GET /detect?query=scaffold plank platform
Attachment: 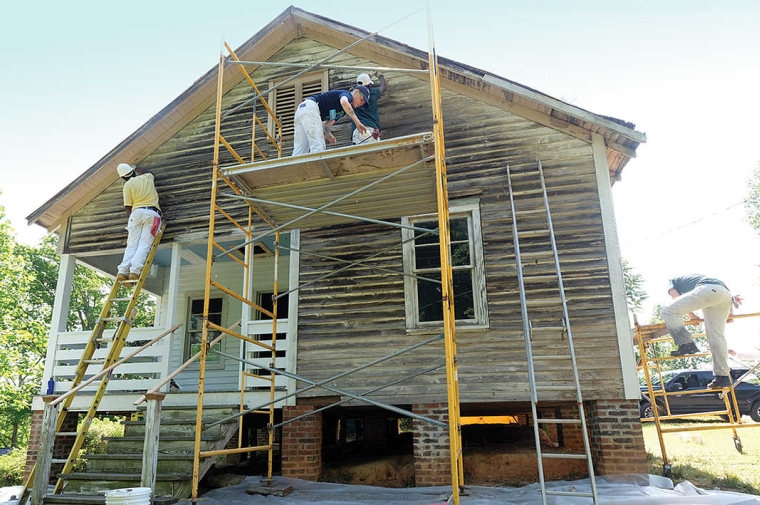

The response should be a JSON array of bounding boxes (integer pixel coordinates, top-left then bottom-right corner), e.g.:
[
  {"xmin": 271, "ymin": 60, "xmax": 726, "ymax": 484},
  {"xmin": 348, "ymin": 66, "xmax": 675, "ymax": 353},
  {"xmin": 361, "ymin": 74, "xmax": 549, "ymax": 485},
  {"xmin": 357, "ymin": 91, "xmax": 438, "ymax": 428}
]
[{"xmin": 221, "ymin": 132, "xmax": 437, "ymax": 229}]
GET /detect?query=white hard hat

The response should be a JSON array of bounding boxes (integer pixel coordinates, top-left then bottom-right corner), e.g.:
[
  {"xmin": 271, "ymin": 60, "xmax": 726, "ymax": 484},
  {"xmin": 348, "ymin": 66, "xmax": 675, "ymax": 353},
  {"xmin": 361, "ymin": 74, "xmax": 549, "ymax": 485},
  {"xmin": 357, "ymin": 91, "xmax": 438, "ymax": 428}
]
[
  {"xmin": 356, "ymin": 73, "xmax": 373, "ymax": 86},
  {"xmin": 116, "ymin": 163, "xmax": 135, "ymax": 178}
]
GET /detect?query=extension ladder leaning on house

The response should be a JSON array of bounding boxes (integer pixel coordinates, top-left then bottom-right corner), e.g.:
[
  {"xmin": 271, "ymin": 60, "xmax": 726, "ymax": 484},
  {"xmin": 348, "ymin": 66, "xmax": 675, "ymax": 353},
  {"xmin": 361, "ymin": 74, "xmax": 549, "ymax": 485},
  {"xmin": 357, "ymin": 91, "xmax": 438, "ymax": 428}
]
[
  {"xmin": 21, "ymin": 225, "xmax": 165, "ymax": 503},
  {"xmin": 507, "ymin": 162, "xmax": 599, "ymax": 505}
]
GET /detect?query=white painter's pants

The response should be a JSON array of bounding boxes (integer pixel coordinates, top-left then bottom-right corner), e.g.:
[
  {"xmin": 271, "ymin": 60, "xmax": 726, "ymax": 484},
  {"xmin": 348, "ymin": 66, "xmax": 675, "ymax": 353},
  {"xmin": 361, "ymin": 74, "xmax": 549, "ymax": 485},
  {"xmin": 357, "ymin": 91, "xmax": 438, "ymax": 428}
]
[
  {"xmin": 292, "ymin": 100, "xmax": 325, "ymax": 156},
  {"xmin": 118, "ymin": 208, "xmax": 160, "ymax": 276},
  {"xmin": 662, "ymin": 283, "xmax": 732, "ymax": 376}
]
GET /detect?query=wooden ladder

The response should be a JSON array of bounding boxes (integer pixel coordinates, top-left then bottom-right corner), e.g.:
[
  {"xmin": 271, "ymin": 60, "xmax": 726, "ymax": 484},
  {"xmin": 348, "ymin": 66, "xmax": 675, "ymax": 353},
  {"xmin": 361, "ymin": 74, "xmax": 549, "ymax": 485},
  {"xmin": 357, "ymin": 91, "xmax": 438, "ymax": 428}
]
[{"xmin": 23, "ymin": 225, "xmax": 164, "ymax": 503}]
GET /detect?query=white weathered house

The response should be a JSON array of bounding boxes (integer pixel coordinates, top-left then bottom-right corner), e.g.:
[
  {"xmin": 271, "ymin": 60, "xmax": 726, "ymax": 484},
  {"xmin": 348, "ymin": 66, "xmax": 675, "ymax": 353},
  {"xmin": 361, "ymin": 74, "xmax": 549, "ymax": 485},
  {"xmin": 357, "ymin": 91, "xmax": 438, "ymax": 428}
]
[{"xmin": 25, "ymin": 6, "xmax": 647, "ymax": 500}]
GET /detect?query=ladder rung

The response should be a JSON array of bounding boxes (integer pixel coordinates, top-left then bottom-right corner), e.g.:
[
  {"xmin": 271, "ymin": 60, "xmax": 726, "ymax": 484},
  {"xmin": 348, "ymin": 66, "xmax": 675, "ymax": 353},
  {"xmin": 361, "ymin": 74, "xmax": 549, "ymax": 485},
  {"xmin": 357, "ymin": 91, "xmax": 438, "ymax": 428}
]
[
  {"xmin": 511, "ymin": 189, "xmax": 543, "ymax": 197},
  {"xmin": 55, "ymin": 432, "xmax": 79, "ymax": 437},
  {"xmin": 526, "ymin": 299, "xmax": 562, "ymax": 307},
  {"xmin": 514, "ymin": 209, "xmax": 545, "ymax": 215},
  {"xmin": 102, "ymin": 317, "xmax": 126, "ymax": 322},
  {"xmin": 95, "ymin": 338, "xmax": 114, "ymax": 343},
  {"xmin": 531, "ymin": 326, "xmax": 566, "ymax": 332},
  {"xmin": 541, "ymin": 453, "xmax": 589, "ymax": 460},
  {"xmin": 536, "ymin": 418, "xmax": 582, "ymax": 425},
  {"xmin": 520, "ymin": 251, "xmax": 554, "ymax": 258},
  {"xmin": 51, "ymin": 458, "xmax": 68, "ymax": 464},
  {"xmin": 518, "ymin": 229, "xmax": 550, "ymax": 237},
  {"xmin": 110, "ymin": 297, "xmax": 132, "ymax": 302},
  {"xmin": 531, "ymin": 355, "xmax": 570, "ymax": 360},
  {"xmin": 546, "ymin": 490, "xmax": 595, "ymax": 497},
  {"xmin": 84, "ymin": 359, "xmax": 106, "ymax": 365},
  {"xmin": 535, "ymin": 385, "xmax": 578, "ymax": 391},
  {"xmin": 522, "ymin": 274, "xmax": 558, "ymax": 282}
]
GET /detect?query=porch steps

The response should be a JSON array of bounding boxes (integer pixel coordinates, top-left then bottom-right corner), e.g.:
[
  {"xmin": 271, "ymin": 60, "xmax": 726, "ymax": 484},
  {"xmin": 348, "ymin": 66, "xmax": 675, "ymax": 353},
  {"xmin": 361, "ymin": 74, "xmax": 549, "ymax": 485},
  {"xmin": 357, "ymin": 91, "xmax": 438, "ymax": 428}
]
[{"xmin": 45, "ymin": 404, "xmax": 241, "ymax": 502}]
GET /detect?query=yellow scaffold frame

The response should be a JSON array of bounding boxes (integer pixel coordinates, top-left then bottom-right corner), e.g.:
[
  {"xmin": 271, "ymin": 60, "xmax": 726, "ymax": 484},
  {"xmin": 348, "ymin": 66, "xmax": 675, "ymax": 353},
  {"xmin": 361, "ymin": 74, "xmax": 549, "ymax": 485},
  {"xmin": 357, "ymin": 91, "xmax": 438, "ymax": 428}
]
[
  {"xmin": 191, "ymin": 11, "xmax": 464, "ymax": 504},
  {"xmin": 634, "ymin": 312, "xmax": 760, "ymax": 476}
]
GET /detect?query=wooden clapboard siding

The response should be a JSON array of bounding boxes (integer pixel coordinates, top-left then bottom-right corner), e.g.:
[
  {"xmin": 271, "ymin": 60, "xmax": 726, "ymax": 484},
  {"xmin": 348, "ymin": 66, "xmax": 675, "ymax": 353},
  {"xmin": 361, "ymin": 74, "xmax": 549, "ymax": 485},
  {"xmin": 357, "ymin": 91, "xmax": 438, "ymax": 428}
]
[
  {"xmin": 295, "ymin": 81, "xmax": 624, "ymax": 405},
  {"xmin": 58, "ymin": 33, "xmax": 626, "ymax": 405}
]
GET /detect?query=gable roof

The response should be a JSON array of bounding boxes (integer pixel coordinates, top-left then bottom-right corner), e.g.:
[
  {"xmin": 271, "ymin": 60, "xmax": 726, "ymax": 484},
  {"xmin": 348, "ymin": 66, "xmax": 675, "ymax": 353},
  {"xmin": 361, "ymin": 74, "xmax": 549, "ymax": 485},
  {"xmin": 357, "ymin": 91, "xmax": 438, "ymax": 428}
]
[{"xmin": 27, "ymin": 5, "xmax": 645, "ymax": 232}]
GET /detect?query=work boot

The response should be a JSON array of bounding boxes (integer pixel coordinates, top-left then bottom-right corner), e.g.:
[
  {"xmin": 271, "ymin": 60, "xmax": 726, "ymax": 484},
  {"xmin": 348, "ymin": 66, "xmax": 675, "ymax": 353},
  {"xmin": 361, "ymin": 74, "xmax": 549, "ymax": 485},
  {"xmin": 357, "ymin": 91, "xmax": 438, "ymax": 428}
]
[
  {"xmin": 708, "ymin": 376, "xmax": 731, "ymax": 389},
  {"xmin": 116, "ymin": 273, "xmax": 129, "ymax": 282},
  {"xmin": 670, "ymin": 342, "xmax": 700, "ymax": 356},
  {"xmin": 129, "ymin": 272, "xmax": 140, "ymax": 281}
]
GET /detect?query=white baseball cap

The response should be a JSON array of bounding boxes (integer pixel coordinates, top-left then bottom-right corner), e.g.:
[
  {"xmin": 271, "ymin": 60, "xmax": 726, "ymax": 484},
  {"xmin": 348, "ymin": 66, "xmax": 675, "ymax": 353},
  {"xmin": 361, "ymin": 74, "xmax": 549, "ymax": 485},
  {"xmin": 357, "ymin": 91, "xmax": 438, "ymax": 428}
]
[{"xmin": 356, "ymin": 73, "xmax": 373, "ymax": 86}]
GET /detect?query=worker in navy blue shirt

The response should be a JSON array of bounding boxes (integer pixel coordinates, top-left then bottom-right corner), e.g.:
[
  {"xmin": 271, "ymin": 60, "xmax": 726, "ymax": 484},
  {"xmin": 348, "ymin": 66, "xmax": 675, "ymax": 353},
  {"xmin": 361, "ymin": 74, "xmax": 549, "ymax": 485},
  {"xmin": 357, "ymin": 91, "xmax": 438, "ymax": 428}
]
[
  {"xmin": 353, "ymin": 73, "xmax": 387, "ymax": 145},
  {"xmin": 662, "ymin": 274, "xmax": 735, "ymax": 389},
  {"xmin": 292, "ymin": 86, "xmax": 369, "ymax": 156}
]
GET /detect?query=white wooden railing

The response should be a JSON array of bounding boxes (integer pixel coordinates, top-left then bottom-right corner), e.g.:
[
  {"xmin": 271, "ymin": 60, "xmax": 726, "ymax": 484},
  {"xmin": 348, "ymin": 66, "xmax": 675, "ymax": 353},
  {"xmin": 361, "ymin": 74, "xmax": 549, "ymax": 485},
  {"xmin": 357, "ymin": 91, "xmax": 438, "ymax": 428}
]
[
  {"xmin": 244, "ymin": 319, "xmax": 289, "ymax": 391},
  {"xmin": 46, "ymin": 327, "xmax": 172, "ymax": 394}
]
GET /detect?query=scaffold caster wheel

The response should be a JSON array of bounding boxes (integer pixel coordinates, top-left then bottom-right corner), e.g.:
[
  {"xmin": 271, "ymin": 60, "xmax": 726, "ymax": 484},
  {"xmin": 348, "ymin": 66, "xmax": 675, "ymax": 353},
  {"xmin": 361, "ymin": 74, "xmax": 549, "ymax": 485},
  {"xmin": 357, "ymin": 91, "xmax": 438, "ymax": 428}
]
[
  {"xmin": 663, "ymin": 463, "xmax": 672, "ymax": 478},
  {"xmin": 734, "ymin": 436, "xmax": 743, "ymax": 453}
]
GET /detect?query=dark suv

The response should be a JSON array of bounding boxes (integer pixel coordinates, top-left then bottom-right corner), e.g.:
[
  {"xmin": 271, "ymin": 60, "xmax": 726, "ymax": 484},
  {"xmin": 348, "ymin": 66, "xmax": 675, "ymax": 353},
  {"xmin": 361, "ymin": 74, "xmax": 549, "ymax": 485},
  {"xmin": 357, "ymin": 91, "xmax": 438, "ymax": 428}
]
[{"xmin": 639, "ymin": 368, "xmax": 760, "ymax": 422}]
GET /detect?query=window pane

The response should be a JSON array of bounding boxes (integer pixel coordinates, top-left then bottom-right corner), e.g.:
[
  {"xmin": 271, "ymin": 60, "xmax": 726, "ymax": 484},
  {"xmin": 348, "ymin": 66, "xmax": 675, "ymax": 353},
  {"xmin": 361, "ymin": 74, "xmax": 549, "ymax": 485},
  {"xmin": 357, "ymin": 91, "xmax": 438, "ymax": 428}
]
[
  {"xmin": 208, "ymin": 298, "xmax": 223, "ymax": 313},
  {"xmin": 451, "ymin": 242, "xmax": 471, "ymax": 267},
  {"xmin": 450, "ymin": 218, "xmax": 469, "ymax": 242},
  {"xmin": 453, "ymin": 270, "xmax": 475, "ymax": 320},
  {"xmin": 417, "ymin": 279, "xmax": 443, "ymax": 322},
  {"xmin": 189, "ymin": 314, "xmax": 203, "ymax": 331},
  {"xmin": 414, "ymin": 221, "xmax": 439, "ymax": 245},
  {"xmin": 415, "ymin": 244, "xmax": 440, "ymax": 270}
]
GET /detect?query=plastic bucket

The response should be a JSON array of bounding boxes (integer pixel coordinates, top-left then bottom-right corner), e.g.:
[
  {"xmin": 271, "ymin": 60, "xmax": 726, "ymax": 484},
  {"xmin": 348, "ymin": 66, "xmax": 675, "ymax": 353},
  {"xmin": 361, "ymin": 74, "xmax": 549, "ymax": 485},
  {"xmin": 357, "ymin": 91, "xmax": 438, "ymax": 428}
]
[{"xmin": 104, "ymin": 487, "xmax": 152, "ymax": 505}]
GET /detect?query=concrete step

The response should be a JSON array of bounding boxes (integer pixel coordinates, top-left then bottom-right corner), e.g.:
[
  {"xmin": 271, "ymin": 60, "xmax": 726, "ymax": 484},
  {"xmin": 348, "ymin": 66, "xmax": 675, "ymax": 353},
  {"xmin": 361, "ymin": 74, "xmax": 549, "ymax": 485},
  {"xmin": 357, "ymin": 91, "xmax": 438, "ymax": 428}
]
[
  {"xmin": 59, "ymin": 473, "xmax": 190, "ymax": 498},
  {"xmin": 123, "ymin": 418, "xmax": 235, "ymax": 438},
  {"xmin": 136, "ymin": 404, "xmax": 243, "ymax": 423},
  {"xmin": 84, "ymin": 453, "xmax": 198, "ymax": 474},
  {"xmin": 103, "ymin": 434, "xmax": 221, "ymax": 455},
  {"xmin": 44, "ymin": 494, "xmax": 177, "ymax": 504}
]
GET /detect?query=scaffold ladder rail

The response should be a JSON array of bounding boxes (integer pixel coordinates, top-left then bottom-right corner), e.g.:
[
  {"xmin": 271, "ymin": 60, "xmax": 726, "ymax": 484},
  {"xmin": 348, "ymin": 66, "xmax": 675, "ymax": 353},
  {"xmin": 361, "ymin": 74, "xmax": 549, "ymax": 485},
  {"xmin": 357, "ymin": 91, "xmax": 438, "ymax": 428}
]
[{"xmin": 506, "ymin": 162, "xmax": 598, "ymax": 505}]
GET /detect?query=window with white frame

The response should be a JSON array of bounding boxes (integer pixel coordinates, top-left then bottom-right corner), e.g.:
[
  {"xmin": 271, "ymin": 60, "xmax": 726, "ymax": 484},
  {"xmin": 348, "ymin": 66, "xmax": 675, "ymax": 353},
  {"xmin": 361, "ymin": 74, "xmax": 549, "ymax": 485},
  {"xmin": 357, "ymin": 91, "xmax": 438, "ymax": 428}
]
[
  {"xmin": 401, "ymin": 202, "xmax": 488, "ymax": 329},
  {"xmin": 186, "ymin": 296, "xmax": 224, "ymax": 363},
  {"xmin": 267, "ymin": 71, "xmax": 328, "ymax": 140}
]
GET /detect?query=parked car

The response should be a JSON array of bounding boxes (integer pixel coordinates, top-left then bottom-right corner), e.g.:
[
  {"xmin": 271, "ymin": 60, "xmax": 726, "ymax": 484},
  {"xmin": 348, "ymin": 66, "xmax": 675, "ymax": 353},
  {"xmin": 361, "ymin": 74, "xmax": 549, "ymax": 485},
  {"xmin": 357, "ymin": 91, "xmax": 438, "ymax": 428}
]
[{"xmin": 639, "ymin": 368, "xmax": 760, "ymax": 422}]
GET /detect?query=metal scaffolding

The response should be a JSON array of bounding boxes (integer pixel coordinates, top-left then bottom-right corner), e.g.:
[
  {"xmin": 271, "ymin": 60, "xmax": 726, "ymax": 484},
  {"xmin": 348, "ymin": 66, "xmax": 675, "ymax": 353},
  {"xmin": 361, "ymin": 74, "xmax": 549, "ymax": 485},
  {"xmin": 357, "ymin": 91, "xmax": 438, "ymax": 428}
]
[
  {"xmin": 192, "ymin": 13, "xmax": 464, "ymax": 504},
  {"xmin": 634, "ymin": 312, "xmax": 760, "ymax": 476}
]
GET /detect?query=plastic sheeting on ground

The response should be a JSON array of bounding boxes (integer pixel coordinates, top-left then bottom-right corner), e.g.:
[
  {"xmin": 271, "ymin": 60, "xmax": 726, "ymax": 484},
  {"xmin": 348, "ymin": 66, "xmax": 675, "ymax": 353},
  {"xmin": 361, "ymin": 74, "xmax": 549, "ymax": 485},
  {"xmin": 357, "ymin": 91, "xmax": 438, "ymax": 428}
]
[{"xmin": 173, "ymin": 474, "xmax": 760, "ymax": 504}]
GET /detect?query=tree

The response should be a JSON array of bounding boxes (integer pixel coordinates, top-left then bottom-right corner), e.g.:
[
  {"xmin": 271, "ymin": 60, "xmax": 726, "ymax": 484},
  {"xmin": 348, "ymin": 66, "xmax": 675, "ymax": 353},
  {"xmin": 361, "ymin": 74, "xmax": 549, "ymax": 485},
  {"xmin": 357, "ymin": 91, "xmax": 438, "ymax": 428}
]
[
  {"xmin": 745, "ymin": 161, "xmax": 760, "ymax": 232},
  {"xmin": 0, "ymin": 203, "xmax": 45, "ymax": 448},
  {"xmin": 622, "ymin": 259, "xmax": 648, "ymax": 313},
  {"xmin": 0, "ymin": 196, "xmax": 155, "ymax": 448}
]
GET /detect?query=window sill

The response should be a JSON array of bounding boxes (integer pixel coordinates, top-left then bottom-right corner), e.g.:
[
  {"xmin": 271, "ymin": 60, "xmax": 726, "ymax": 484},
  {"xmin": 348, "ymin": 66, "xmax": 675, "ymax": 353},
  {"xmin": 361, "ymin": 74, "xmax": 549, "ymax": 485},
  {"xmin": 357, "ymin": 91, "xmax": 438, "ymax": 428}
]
[{"xmin": 405, "ymin": 323, "xmax": 490, "ymax": 335}]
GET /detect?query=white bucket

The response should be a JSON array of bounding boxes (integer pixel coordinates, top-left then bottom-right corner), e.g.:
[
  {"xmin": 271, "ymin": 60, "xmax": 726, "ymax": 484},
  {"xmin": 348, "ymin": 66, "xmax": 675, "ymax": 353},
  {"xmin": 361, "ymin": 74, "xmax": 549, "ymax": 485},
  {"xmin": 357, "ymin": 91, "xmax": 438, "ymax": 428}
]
[{"xmin": 104, "ymin": 487, "xmax": 152, "ymax": 505}]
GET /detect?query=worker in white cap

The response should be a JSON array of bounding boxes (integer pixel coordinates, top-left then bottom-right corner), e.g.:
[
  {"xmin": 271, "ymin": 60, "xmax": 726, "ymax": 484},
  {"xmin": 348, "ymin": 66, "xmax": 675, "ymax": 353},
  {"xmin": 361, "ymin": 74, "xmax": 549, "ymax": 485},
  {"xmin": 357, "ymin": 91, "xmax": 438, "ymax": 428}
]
[
  {"xmin": 352, "ymin": 73, "xmax": 387, "ymax": 145},
  {"xmin": 115, "ymin": 163, "xmax": 162, "ymax": 282},
  {"xmin": 292, "ymin": 87, "xmax": 369, "ymax": 156}
]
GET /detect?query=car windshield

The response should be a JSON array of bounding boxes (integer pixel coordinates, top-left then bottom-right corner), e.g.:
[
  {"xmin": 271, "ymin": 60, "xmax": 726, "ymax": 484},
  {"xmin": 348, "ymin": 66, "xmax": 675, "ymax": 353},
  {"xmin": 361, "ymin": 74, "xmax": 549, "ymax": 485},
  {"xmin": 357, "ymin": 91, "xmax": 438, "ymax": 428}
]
[{"xmin": 647, "ymin": 371, "xmax": 679, "ymax": 387}]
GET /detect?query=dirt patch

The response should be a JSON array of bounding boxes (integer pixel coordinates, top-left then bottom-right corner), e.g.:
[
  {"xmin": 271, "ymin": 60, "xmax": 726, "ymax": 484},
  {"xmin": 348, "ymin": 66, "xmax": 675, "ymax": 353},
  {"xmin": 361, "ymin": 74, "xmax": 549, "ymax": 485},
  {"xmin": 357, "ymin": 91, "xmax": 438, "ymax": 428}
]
[
  {"xmin": 463, "ymin": 446, "xmax": 588, "ymax": 486},
  {"xmin": 322, "ymin": 454, "xmax": 415, "ymax": 488},
  {"xmin": 321, "ymin": 447, "xmax": 588, "ymax": 488}
]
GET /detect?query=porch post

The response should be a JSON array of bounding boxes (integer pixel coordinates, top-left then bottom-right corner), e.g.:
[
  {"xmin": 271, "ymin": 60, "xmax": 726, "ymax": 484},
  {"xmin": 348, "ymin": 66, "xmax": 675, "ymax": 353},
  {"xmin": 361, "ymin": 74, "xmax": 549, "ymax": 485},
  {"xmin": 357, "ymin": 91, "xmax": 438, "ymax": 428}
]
[
  {"xmin": 40, "ymin": 254, "xmax": 76, "ymax": 394},
  {"xmin": 30, "ymin": 396, "xmax": 59, "ymax": 505},
  {"xmin": 141, "ymin": 392, "xmax": 165, "ymax": 492},
  {"xmin": 160, "ymin": 242, "xmax": 182, "ymax": 389}
]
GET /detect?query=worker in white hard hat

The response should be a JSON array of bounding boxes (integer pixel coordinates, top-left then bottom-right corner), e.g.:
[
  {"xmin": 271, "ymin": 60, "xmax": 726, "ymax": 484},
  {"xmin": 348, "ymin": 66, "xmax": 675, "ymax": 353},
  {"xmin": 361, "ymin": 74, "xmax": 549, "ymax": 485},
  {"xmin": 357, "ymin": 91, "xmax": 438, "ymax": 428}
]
[
  {"xmin": 115, "ymin": 163, "xmax": 162, "ymax": 282},
  {"xmin": 352, "ymin": 73, "xmax": 387, "ymax": 145}
]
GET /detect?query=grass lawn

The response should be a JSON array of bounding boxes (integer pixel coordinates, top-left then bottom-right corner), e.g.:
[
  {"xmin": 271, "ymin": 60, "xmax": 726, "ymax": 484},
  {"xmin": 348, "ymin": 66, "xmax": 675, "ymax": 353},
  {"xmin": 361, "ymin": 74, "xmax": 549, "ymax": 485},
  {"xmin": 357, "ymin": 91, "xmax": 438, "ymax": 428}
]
[{"xmin": 642, "ymin": 416, "xmax": 760, "ymax": 495}]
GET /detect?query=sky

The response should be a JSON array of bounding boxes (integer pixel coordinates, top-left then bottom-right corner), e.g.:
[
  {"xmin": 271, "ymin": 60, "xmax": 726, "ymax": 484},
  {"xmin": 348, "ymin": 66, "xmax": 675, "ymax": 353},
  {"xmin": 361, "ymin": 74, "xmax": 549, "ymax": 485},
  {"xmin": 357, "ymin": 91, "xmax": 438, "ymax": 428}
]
[{"xmin": 2, "ymin": 0, "xmax": 760, "ymax": 349}]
